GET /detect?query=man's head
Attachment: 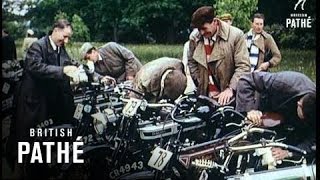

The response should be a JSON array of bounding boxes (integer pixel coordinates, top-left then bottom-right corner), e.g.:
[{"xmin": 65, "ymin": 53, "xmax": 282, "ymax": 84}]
[
  {"xmin": 219, "ymin": 13, "xmax": 233, "ymax": 25},
  {"xmin": 251, "ymin": 13, "xmax": 265, "ymax": 34},
  {"xmin": 2, "ymin": 28, "xmax": 9, "ymax": 37},
  {"xmin": 80, "ymin": 42, "xmax": 99, "ymax": 62},
  {"xmin": 297, "ymin": 93, "xmax": 316, "ymax": 123},
  {"xmin": 162, "ymin": 69, "xmax": 187, "ymax": 101},
  {"xmin": 50, "ymin": 19, "xmax": 73, "ymax": 47},
  {"xmin": 27, "ymin": 29, "xmax": 34, "ymax": 37},
  {"xmin": 191, "ymin": 6, "xmax": 219, "ymax": 38}
]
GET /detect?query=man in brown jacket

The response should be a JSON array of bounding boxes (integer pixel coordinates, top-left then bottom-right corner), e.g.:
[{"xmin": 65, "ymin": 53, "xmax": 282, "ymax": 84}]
[
  {"xmin": 187, "ymin": 6, "xmax": 250, "ymax": 106},
  {"xmin": 244, "ymin": 13, "xmax": 281, "ymax": 72},
  {"xmin": 80, "ymin": 42, "xmax": 142, "ymax": 82},
  {"xmin": 132, "ymin": 57, "xmax": 187, "ymax": 102}
]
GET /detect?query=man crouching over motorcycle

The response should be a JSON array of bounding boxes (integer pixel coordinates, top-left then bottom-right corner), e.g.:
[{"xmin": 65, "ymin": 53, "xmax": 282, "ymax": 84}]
[
  {"xmin": 235, "ymin": 71, "xmax": 315, "ymax": 161},
  {"xmin": 131, "ymin": 57, "xmax": 187, "ymax": 103}
]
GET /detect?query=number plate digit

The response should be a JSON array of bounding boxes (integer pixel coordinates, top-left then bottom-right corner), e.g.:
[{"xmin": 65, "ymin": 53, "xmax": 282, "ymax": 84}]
[{"xmin": 148, "ymin": 147, "xmax": 173, "ymax": 170}]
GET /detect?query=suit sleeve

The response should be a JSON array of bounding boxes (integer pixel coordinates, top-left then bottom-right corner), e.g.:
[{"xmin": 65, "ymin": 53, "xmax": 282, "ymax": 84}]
[
  {"xmin": 25, "ymin": 42, "xmax": 64, "ymax": 80},
  {"xmin": 296, "ymin": 136, "xmax": 315, "ymax": 155},
  {"xmin": 235, "ymin": 72, "xmax": 268, "ymax": 112}
]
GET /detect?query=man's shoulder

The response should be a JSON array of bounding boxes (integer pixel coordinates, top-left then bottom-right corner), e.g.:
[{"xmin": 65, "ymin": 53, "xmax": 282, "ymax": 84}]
[
  {"xmin": 100, "ymin": 42, "xmax": 122, "ymax": 50},
  {"xmin": 2, "ymin": 36, "xmax": 15, "ymax": 44},
  {"xmin": 261, "ymin": 31, "xmax": 274, "ymax": 40},
  {"xmin": 34, "ymin": 36, "xmax": 48, "ymax": 46},
  {"xmin": 227, "ymin": 25, "xmax": 245, "ymax": 40},
  {"xmin": 218, "ymin": 21, "xmax": 242, "ymax": 40}
]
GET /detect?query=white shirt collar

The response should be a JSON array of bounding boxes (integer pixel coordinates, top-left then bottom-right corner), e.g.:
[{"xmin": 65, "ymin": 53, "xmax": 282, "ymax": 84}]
[
  {"xmin": 212, "ymin": 33, "xmax": 217, "ymax": 42},
  {"xmin": 248, "ymin": 29, "xmax": 260, "ymax": 40},
  {"xmin": 98, "ymin": 54, "xmax": 102, "ymax": 61},
  {"xmin": 49, "ymin": 35, "xmax": 59, "ymax": 53}
]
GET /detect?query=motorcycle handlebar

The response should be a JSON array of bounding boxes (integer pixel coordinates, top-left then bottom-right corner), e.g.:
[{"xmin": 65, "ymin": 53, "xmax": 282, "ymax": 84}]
[
  {"xmin": 120, "ymin": 86, "xmax": 145, "ymax": 97},
  {"xmin": 227, "ymin": 127, "xmax": 277, "ymax": 144},
  {"xmin": 120, "ymin": 98, "xmax": 175, "ymax": 109},
  {"xmin": 229, "ymin": 142, "xmax": 307, "ymax": 155}
]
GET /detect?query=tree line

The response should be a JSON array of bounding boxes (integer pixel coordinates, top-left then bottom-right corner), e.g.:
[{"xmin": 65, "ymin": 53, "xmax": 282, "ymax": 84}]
[{"xmin": 2, "ymin": 0, "xmax": 316, "ymax": 49}]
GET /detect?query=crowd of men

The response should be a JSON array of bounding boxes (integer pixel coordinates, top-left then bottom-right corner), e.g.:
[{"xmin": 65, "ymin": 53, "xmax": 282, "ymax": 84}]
[{"xmin": 2, "ymin": 5, "xmax": 315, "ymax": 178}]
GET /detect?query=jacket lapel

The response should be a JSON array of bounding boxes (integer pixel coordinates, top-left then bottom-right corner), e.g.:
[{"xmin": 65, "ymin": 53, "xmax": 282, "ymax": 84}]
[
  {"xmin": 192, "ymin": 20, "xmax": 229, "ymax": 69},
  {"xmin": 253, "ymin": 36, "xmax": 265, "ymax": 53},
  {"xmin": 44, "ymin": 36, "xmax": 61, "ymax": 66},
  {"xmin": 193, "ymin": 42, "xmax": 208, "ymax": 69},
  {"xmin": 253, "ymin": 31, "xmax": 269, "ymax": 53}
]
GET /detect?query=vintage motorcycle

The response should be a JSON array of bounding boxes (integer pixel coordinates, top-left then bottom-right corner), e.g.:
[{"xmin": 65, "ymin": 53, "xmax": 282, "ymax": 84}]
[
  {"xmin": 91, "ymin": 91, "xmax": 246, "ymax": 179},
  {"xmin": 148, "ymin": 98, "xmax": 316, "ymax": 180},
  {"xmin": 22, "ymin": 73, "xmax": 123, "ymax": 179},
  {"xmin": 22, "ymin": 79, "xmax": 316, "ymax": 180}
]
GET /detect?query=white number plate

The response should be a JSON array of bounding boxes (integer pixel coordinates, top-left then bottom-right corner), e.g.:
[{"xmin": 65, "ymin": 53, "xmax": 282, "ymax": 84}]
[
  {"xmin": 73, "ymin": 103, "xmax": 84, "ymax": 120},
  {"xmin": 122, "ymin": 98, "xmax": 142, "ymax": 117},
  {"xmin": 2, "ymin": 82, "xmax": 10, "ymax": 94},
  {"xmin": 148, "ymin": 146, "xmax": 173, "ymax": 171}
]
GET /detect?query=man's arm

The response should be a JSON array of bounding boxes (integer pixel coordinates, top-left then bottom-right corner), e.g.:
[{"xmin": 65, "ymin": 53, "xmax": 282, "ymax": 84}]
[
  {"xmin": 266, "ymin": 35, "xmax": 281, "ymax": 68},
  {"xmin": 25, "ymin": 42, "xmax": 64, "ymax": 80},
  {"xmin": 187, "ymin": 39, "xmax": 200, "ymax": 87},
  {"xmin": 235, "ymin": 72, "xmax": 267, "ymax": 113}
]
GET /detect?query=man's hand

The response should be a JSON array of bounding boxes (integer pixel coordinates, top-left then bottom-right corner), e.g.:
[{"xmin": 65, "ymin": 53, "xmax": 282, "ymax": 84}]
[
  {"xmin": 271, "ymin": 147, "xmax": 290, "ymax": 160},
  {"xmin": 255, "ymin": 62, "xmax": 270, "ymax": 72},
  {"xmin": 63, "ymin": 65, "xmax": 78, "ymax": 77},
  {"xmin": 64, "ymin": 65, "xmax": 81, "ymax": 84},
  {"xmin": 126, "ymin": 75, "xmax": 134, "ymax": 81},
  {"xmin": 208, "ymin": 91, "xmax": 220, "ymax": 99},
  {"xmin": 246, "ymin": 110, "xmax": 263, "ymax": 126},
  {"xmin": 213, "ymin": 88, "xmax": 233, "ymax": 105},
  {"xmin": 101, "ymin": 75, "xmax": 116, "ymax": 86}
]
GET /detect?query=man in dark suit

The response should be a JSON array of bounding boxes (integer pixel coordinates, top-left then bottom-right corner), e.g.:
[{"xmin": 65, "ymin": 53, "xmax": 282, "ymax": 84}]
[
  {"xmin": 7, "ymin": 19, "xmax": 79, "ymax": 178},
  {"xmin": 2, "ymin": 28, "xmax": 17, "ymax": 61}
]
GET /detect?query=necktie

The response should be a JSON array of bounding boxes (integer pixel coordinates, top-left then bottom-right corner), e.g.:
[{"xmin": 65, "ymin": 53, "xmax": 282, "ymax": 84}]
[
  {"xmin": 56, "ymin": 47, "xmax": 61, "ymax": 66},
  {"xmin": 204, "ymin": 38, "xmax": 219, "ymax": 94}
]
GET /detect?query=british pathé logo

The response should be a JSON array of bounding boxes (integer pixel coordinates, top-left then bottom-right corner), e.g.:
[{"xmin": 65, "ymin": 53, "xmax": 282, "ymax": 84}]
[
  {"xmin": 286, "ymin": 0, "xmax": 312, "ymax": 28},
  {"xmin": 294, "ymin": 0, "xmax": 306, "ymax": 10}
]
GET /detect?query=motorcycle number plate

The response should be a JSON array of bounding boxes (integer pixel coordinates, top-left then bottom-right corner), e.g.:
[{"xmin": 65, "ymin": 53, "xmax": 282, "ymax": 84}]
[
  {"xmin": 122, "ymin": 98, "xmax": 142, "ymax": 117},
  {"xmin": 73, "ymin": 103, "xmax": 84, "ymax": 120},
  {"xmin": 148, "ymin": 147, "xmax": 173, "ymax": 171},
  {"xmin": 2, "ymin": 82, "xmax": 10, "ymax": 94}
]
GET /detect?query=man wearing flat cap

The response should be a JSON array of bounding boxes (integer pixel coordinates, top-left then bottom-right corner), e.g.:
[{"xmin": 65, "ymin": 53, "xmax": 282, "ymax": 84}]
[
  {"xmin": 219, "ymin": 13, "xmax": 233, "ymax": 25},
  {"xmin": 80, "ymin": 42, "xmax": 142, "ymax": 83},
  {"xmin": 22, "ymin": 29, "xmax": 38, "ymax": 54},
  {"xmin": 132, "ymin": 57, "xmax": 187, "ymax": 103}
]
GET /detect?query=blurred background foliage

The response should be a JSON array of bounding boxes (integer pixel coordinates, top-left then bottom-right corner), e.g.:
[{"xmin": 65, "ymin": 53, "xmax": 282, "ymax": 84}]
[
  {"xmin": 3, "ymin": 0, "xmax": 316, "ymax": 81},
  {"xmin": 2, "ymin": 0, "xmax": 316, "ymax": 49}
]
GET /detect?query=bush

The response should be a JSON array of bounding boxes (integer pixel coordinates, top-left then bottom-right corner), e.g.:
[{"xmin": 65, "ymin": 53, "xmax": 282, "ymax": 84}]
[{"xmin": 264, "ymin": 24, "xmax": 316, "ymax": 49}]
